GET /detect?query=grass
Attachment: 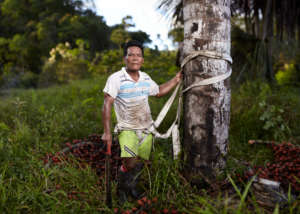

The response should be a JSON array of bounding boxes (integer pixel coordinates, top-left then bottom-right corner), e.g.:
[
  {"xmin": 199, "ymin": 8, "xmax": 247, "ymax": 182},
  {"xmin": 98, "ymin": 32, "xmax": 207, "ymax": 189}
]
[{"xmin": 0, "ymin": 75, "xmax": 299, "ymax": 213}]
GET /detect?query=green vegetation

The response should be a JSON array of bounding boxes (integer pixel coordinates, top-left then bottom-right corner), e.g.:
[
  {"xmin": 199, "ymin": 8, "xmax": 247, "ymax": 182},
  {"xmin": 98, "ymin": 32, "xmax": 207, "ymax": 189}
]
[
  {"xmin": 0, "ymin": 0, "xmax": 300, "ymax": 213},
  {"xmin": 0, "ymin": 0, "xmax": 151, "ymax": 89},
  {"xmin": 0, "ymin": 71, "xmax": 299, "ymax": 213}
]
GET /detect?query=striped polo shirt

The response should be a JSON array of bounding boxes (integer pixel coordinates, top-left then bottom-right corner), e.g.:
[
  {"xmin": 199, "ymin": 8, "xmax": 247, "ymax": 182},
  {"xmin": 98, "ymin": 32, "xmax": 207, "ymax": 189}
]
[{"xmin": 103, "ymin": 67, "xmax": 159, "ymax": 130}]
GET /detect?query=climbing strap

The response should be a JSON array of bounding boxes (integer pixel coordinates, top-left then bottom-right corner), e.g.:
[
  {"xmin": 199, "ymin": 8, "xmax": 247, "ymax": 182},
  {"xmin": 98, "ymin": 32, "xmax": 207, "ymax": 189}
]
[{"xmin": 149, "ymin": 50, "xmax": 232, "ymax": 159}]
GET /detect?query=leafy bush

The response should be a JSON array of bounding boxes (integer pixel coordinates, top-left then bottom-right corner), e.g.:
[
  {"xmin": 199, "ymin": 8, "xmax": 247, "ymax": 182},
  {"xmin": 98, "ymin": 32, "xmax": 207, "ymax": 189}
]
[
  {"xmin": 39, "ymin": 40, "xmax": 90, "ymax": 87},
  {"xmin": 258, "ymin": 100, "xmax": 291, "ymax": 140},
  {"xmin": 276, "ymin": 63, "xmax": 300, "ymax": 86},
  {"xmin": 230, "ymin": 80, "xmax": 300, "ymax": 159},
  {"xmin": 19, "ymin": 72, "xmax": 39, "ymax": 88},
  {"xmin": 0, "ymin": 70, "xmax": 21, "ymax": 89},
  {"xmin": 143, "ymin": 49, "xmax": 178, "ymax": 83},
  {"xmin": 88, "ymin": 49, "xmax": 123, "ymax": 74},
  {"xmin": 0, "ymin": 122, "xmax": 10, "ymax": 139}
]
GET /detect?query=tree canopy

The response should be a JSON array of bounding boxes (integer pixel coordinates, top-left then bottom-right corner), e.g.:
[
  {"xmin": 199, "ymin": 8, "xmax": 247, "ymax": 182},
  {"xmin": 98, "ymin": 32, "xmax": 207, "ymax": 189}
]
[
  {"xmin": 0, "ymin": 0, "xmax": 110, "ymax": 75},
  {"xmin": 158, "ymin": 0, "xmax": 300, "ymax": 42},
  {"xmin": 0, "ymin": 0, "xmax": 152, "ymax": 88}
]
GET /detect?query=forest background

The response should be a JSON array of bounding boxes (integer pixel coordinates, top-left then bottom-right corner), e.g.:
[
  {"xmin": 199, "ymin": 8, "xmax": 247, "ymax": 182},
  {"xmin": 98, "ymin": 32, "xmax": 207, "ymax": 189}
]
[{"xmin": 0, "ymin": 0, "xmax": 299, "ymax": 213}]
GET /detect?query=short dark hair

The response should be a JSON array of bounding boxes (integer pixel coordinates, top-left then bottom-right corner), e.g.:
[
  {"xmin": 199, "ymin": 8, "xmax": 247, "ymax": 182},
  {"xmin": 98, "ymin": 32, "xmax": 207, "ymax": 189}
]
[{"xmin": 123, "ymin": 40, "xmax": 144, "ymax": 57}]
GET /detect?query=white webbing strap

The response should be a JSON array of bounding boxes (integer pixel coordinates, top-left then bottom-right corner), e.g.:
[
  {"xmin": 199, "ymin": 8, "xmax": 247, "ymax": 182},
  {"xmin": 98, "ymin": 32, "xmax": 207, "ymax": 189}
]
[
  {"xmin": 150, "ymin": 50, "xmax": 232, "ymax": 159},
  {"xmin": 149, "ymin": 80, "xmax": 182, "ymax": 135},
  {"xmin": 149, "ymin": 84, "xmax": 183, "ymax": 159},
  {"xmin": 180, "ymin": 50, "xmax": 232, "ymax": 68},
  {"xmin": 172, "ymin": 124, "xmax": 181, "ymax": 159},
  {"xmin": 181, "ymin": 70, "xmax": 232, "ymax": 93},
  {"xmin": 153, "ymin": 83, "xmax": 181, "ymax": 128}
]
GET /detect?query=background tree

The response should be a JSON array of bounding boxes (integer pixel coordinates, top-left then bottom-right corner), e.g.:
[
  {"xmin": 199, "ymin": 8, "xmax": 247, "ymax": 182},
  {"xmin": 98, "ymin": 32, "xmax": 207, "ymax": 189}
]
[
  {"xmin": 0, "ymin": 0, "xmax": 110, "ymax": 88},
  {"xmin": 168, "ymin": 27, "xmax": 184, "ymax": 46},
  {"xmin": 231, "ymin": 0, "xmax": 300, "ymax": 41},
  {"xmin": 231, "ymin": 0, "xmax": 300, "ymax": 81},
  {"xmin": 110, "ymin": 15, "xmax": 151, "ymax": 48},
  {"xmin": 110, "ymin": 28, "xmax": 130, "ymax": 49},
  {"xmin": 129, "ymin": 31, "xmax": 151, "ymax": 46}
]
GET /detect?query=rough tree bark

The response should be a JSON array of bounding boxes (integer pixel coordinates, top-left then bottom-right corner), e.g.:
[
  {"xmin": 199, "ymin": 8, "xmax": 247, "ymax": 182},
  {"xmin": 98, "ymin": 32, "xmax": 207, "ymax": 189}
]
[{"xmin": 182, "ymin": 0, "xmax": 231, "ymax": 185}]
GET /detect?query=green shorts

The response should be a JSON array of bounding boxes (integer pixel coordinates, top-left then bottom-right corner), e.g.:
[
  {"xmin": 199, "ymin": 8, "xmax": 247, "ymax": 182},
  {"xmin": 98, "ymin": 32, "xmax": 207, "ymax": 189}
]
[{"xmin": 118, "ymin": 130, "xmax": 153, "ymax": 160}]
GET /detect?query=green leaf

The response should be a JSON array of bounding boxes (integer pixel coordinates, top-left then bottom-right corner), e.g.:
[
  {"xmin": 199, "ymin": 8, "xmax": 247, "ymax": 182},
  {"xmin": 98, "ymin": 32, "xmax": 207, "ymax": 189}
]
[
  {"xmin": 272, "ymin": 204, "xmax": 279, "ymax": 214},
  {"xmin": 0, "ymin": 122, "xmax": 9, "ymax": 132},
  {"xmin": 81, "ymin": 97, "xmax": 94, "ymax": 106},
  {"xmin": 263, "ymin": 121, "xmax": 274, "ymax": 130}
]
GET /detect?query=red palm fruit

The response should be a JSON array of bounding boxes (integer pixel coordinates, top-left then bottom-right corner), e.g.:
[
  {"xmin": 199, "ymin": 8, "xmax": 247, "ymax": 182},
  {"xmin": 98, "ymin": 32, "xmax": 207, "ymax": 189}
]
[
  {"xmin": 171, "ymin": 209, "xmax": 178, "ymax": 214},
  {"xmin": 137, "ymin": 199, "xmax": 144, "ymax": 206},
  {"xmin": 65, "ymin": 142, "xmax": 72, "ymax": 148},
  {"xmin": 141, "ymin": 196, "xmax": 147, "ymax": 202},
  {"xmin": 162, "ymin": 208, "xmax": 169, "ymax": 214}
]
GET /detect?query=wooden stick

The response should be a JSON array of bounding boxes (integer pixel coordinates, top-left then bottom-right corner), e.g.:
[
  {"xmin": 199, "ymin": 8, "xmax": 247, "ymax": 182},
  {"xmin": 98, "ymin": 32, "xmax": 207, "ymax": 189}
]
[{"xmin": 105, "ymin": 142, "xmax": 112, "ymax": 208}]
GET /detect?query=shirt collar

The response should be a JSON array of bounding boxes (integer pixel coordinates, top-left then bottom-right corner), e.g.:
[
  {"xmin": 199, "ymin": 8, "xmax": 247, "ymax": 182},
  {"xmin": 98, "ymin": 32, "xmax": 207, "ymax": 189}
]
[{"xmin": 121, "ymin": 67, "xmax": 143, "ymax": 82}]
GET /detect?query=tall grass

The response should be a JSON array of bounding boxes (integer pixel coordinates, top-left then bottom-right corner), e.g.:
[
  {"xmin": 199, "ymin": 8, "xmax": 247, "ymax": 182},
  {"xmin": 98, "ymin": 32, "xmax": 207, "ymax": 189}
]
[{"xmin": 0, "ymin": 75, "xmax": 299, "ymax": 213}]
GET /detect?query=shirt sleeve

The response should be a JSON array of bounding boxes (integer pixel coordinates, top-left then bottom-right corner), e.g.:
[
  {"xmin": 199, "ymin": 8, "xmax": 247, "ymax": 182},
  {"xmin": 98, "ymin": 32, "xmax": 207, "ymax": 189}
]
[
  {"xmin": 103, "ymin": 74, "xmax": 119, "ymax": 99},
  {"xmin": 147, "ymin": 75, "xmax": 159, "ymax": 96}
]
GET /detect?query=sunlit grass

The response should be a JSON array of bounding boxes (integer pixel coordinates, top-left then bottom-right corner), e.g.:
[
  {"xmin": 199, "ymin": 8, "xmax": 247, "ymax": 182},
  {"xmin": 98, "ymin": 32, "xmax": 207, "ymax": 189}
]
[{"xmin": 0, "ymin": 76, "xmax": 299, "ymax": 213}]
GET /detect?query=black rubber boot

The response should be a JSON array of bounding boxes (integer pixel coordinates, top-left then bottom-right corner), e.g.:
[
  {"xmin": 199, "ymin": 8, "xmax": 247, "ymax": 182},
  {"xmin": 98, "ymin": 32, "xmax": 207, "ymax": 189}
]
[
  {"xmin": 117, "ymin": 170, "xmax": 131, "ymax": 204},
  {"xmin": 129, "ymin": 162, "xmax": 145, "ymax": 199}
]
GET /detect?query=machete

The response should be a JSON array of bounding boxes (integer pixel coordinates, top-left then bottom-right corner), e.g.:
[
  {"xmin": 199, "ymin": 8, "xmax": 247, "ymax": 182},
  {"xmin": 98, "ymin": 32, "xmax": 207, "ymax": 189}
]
[{"xmin": 105, "ymin": 140, "xmax": 112, "ymax": 208}]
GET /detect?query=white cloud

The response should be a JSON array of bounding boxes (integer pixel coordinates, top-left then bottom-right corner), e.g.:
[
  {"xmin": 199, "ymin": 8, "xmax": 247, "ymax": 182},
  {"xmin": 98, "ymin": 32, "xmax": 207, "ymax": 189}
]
[{"xmin": 94, "ymin": 0, "xmax": 175, "ymax": 50}]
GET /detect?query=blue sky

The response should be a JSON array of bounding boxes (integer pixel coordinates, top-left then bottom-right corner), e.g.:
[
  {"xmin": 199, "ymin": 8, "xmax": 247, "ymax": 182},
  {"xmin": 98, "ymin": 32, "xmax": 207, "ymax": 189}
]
[{"xmin": 93, "ymin": 0, "xmax": 176, "ymax": 50}]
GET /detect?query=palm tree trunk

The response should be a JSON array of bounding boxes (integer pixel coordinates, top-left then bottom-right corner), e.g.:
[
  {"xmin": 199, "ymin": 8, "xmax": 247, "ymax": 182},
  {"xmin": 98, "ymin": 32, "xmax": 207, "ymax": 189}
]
[
  {"xmin": 182, "ymin": 0, "xmax": 231, "ymax": 185},
  {"xmin": 298, "ymin": 2, "xmax": 300, "ymax": 43},
  {"xmin": 275, "ymin": 0, "xmax": 283, "ymax": 41},
  {"xmin": 262, "ymin": 0, "xmax": 274, "ymax": 82},
  {"xmin": 290, "ymin": 0, "xmax": 296, "ymax": 40},
  {"xmin": 262, "ymin": 0, "xmax": 272, "ymax": 41},
  {"xmin": 253, "ymin": 6, "xmax": 260, "ymax": 38}
]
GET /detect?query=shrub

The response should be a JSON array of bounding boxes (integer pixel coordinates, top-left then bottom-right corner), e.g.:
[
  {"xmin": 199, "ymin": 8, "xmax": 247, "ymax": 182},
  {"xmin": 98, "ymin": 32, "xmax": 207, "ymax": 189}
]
[
  {"xmin": 39, "ymin": 40, "xmax": 90, "ymax": 87},
  {"xmin": 19, "ymin": 72, "xmax": 39, "ymax": 88},
  {"xmin": 275, "ymin": 63, "xmax": 300, "ymax": 86},
  {"xmin": 88, "ymin": 49, "xmax": 123, "ymax": 74},
  {"xmin": 231, "ymin": 80, "xmax": 299, "ymax": 143}
]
